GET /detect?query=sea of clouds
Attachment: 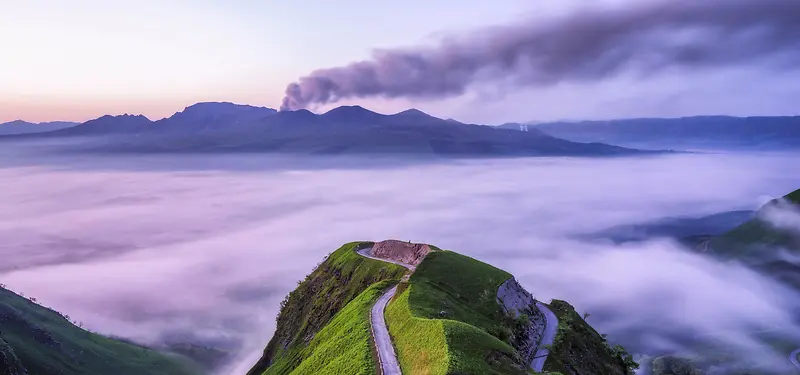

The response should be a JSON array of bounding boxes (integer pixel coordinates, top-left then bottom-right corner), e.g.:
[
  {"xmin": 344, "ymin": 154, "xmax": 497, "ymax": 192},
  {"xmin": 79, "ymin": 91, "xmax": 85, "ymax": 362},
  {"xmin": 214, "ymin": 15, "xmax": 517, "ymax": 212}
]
[{"xmin": 0, "ymin": 146, "xmax": 798, "ymax": 374}]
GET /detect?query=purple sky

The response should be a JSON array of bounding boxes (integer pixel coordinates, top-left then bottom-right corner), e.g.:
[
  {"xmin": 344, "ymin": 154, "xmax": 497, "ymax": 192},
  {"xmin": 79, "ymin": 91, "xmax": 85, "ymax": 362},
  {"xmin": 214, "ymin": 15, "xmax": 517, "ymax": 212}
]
[{"xmin": 2, "ymin": 0, "xmax": 798, "ymax": 124}]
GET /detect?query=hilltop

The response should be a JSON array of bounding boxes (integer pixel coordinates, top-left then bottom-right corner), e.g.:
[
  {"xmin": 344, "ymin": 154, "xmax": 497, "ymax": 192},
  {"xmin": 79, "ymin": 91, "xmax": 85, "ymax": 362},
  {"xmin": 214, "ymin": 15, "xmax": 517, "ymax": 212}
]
[
  {"xmin": 247, "ymin": 240, "xmax": 637, "ymax": 375},
  {"xmin": 0, "ymin": 285, "xmax": 209, "ymax": 375},
  {"xmin": 1, "ymin": 103, "xmax": 646, "ymax": 157}
]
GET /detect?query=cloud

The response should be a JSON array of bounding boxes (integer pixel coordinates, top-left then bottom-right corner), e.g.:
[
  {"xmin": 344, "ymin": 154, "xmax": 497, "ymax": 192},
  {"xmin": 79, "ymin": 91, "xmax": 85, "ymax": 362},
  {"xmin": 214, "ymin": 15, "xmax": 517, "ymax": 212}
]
[
  {"xmin": 0, "ymin": 150, "xmax": 799, "ymax": 373},
  {"xmin": 281, "ymin": 0, "xmax": 800, "ymax": 111},
  {"xmin": 761, "ymin": 198, "xmax": 800, "ymax": 234}
]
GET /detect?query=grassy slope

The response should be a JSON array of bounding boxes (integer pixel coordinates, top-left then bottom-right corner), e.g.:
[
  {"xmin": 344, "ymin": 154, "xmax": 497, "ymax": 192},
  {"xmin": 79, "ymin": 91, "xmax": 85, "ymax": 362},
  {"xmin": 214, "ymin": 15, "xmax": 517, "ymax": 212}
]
[
  {"xmin": 712, "ymin": 188, "xmax": 800, "ymax": 254},
  {"xmin": 387, "ymin": 250, "xmax": 527, "ymax": 375},
  {"xmin": 249, "ymin": 242, "xmax": 407, "ymax": 375},
  {"xmin": 0, "ymin": 287, "xmax": 199, "ymax": 375},
  {"xmin": 708, "ymin": 188, "xmax": 800, "ymax": 290},
  {"xmin": 288, "ymin": 281, "xmax": 394, "ymax": 375},
  {"xmin": 543, "ymin": 300, "xmax": 633, "ymax": 375}
]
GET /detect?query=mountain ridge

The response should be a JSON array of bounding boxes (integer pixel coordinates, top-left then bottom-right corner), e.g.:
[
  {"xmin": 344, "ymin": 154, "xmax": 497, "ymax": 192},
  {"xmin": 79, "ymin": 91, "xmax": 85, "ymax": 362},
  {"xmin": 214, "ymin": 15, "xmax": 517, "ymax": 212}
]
[
  {"xmin": 1, "ymin": 103, "xmax": 649, "ymax": 157},
  {"xmin": 503, "ymin": 116, "xmax": 800, "ymax": 149},
  {"xmin": 0, "ymin": 120, "xmax": 78, "ymax": 135}
]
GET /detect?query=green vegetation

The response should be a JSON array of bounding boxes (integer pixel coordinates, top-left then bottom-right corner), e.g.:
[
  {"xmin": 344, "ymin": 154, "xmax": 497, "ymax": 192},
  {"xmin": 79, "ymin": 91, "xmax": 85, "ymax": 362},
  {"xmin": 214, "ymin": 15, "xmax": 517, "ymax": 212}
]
[
  {"xmin": 0, "ymin": 286, "xmax": 200, "ymax": 375},
  {"xmin": 387, "ymin": 250, "xmax": 527, "ymax": 375},
  {"xmin": 707, "ymin": 187, "xmax": 800, "ymax": 291},
  {"xmin": 252, "ymin": 242, "xmax": 638, "ymax": 375},
  {"xmin": 385, "ymin": 283, "xmax": 449, "ymax": 375},
  {"xmin": 711, "ymin": 188, "xmax": 800, "ymax": 254},
  {"xmin": 288, "ymin": 281, "xmax": 394, "ymax": 375},
  {"xmin": 249, "ymin": 242, "xmax": 407, "ymax": 375},
  {"xmin": 543, "ymin": 300, "xmax": 635, "ymax": 375}
]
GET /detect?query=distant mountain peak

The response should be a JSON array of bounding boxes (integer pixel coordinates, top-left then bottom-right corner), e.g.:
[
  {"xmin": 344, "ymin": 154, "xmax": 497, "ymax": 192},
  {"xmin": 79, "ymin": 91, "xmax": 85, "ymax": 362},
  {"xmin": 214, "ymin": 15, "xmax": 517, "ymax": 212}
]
[
  {"xmin": 323, "ymin": 105, "xmax": 379, "ymax": 115},
  {"xmin": 96, "ymin": 114, "xmax": 150, "ymax": 121},
  {"xmin": 2, "ymin": 120, "xmax": 30, "ymax": 126},
  {"xmin": 395, "ymin": 108, "xmax": 431, "ymax": 117},
  {"xmin": 174, "ymin": 102, "xmax": 276, "ymax": 118}
]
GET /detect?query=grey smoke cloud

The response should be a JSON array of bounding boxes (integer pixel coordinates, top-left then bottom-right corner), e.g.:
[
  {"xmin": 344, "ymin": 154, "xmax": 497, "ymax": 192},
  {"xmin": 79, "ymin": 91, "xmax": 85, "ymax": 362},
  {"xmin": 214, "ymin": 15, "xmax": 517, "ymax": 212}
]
[
  {"xmin": 281, "ymin": 0, "xmax": 800, "ymax": 111},
  {"xmin": 1, "ymin": 145, "xmax": 800, "ymax": 374}
]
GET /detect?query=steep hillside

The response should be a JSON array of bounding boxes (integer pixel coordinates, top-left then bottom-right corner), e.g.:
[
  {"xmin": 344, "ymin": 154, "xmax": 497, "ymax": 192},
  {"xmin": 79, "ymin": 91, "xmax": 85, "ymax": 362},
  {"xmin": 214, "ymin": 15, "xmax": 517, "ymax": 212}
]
[
  {"xmin": 0, "ymin": 286, "xmax": 201, "ymax": 375},
  {"xmin": 249, "ymin": 241, "xmax": 636, "ymax": 375},
  {"xmin": 246, "ymin": 242, "xmax": 408, "ymax": 375}
]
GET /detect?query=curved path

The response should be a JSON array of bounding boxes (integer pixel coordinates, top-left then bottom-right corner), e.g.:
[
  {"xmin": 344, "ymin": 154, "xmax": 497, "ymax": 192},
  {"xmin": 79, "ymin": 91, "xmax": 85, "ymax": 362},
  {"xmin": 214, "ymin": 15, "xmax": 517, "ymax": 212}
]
[
  {"xmin": 791, "ymin": 348, "xmax": 800, "ymax": 371},
  {"xmin": 357, "ymin": 246, "xmax": 558, "ymax": 374},
  {"xmin": 530, "ymin": 302, "xmax": 559, "ymax": 372},
  {"xmin": 357, "ymin": 247, "xmax": 413, "ymax": 375}
]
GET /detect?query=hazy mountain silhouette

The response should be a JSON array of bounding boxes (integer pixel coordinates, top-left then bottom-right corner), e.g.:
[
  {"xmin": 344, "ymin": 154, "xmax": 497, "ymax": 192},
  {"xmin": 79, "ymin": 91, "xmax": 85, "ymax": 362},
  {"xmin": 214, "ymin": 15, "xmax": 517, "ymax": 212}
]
[
  {"xmin": 500, "ymin": 116, "xmax": 800, "ymax": 150},
  {"xmin": 3, "ymin": 102, "xmax": 646, "ymax": 157},
  {"xmin": 0, "ymin": 120, "xmax": 77, "ymax": 135}
]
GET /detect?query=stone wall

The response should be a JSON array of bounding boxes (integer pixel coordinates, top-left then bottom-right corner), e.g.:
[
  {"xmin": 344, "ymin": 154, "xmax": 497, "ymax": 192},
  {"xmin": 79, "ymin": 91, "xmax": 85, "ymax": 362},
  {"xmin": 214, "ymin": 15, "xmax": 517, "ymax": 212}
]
[{"xmin": 496, "ymin": 277, "xmax": 546, "ymax": 366}]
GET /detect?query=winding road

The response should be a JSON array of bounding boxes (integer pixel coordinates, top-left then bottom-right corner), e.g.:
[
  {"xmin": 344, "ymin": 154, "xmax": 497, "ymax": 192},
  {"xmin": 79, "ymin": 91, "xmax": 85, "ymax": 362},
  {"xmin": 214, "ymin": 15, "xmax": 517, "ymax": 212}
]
[
  {"xmin": 356, "ymin": 246, "xmax": 557, "ymax": 374},
  {"xmin": 791, "ymin": 348, "xmax": 800, "ymax": 372},
  {"xmin": 357, "ymin": 247, "xmax": 412, "ymax": 375},
  {"xmin": 530, "ymin": 302, "xmax": 559, "ymax": 372}
]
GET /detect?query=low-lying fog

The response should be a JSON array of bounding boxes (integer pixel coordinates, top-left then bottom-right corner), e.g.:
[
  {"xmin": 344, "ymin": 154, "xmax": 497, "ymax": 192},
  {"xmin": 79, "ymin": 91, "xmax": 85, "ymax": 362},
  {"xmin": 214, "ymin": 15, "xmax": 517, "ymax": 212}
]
[{"xmin": 1, "ymin": 145, "xmax": 799, "ymax": 374}]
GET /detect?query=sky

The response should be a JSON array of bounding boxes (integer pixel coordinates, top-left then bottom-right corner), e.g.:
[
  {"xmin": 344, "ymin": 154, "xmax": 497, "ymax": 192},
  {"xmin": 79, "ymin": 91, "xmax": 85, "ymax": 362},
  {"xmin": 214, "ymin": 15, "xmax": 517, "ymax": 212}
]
[{"xmin": 1, "ymin": 0, "xmax": 799, "ymax": 124}]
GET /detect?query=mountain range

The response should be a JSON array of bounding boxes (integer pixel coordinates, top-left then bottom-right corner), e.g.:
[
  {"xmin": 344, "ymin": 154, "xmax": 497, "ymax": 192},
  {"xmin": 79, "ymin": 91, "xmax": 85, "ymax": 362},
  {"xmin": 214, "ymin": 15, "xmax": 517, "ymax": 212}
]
[
  {"xmin": 2, "ymin": 102, "xmax": 643, "ymax": 157},
  {"xmin": 498, "ymin": 116, "xmax": 800, "ymax": 150},
  {"xmin": 0, "ymin": 120, "xmax": 77, "ymax": 135}
]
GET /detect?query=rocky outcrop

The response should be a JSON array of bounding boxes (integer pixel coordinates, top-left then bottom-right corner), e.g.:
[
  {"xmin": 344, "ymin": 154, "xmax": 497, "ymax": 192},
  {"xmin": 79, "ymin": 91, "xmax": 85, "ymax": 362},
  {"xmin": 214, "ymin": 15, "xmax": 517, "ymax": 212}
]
[
  {"xmin": 370, "ymin": 240, "xmax": 432, "ymax": 266},
  {"xmin": 651, "ymin": 356, "xmax": 703, "ymax": 375},
  {"xmin": 0, "ymin": 337, "xmax": 27, "ymax": 375},
  {"xmin": 496, "ymin": 277, "xmax": 546, "ymax": 366}
]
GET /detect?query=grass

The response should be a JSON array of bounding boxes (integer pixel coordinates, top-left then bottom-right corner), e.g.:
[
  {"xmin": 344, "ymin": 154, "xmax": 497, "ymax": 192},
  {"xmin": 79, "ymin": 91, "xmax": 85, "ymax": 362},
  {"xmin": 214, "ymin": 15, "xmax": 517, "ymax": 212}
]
[
  {"xmin": 250, "ymin": 241, "xmax": 408, "ymax": 375},
  {"xmin": 543, "ymin": 300, "xmax": 633, "ymax": 375},
  {"xmin": 0, "ymin": 286, "xmax": 200, "ymax": 375},
  {"xmin": 387, "ymin": 250, "xmax": 528, "ymax": 375},
  {"xmin": 286, "ymin": 281, "xmax": 394, "ymax": 375},
  {"xmin": 386, "ymin": 282, "xmax": 449, "ymax": 375}
]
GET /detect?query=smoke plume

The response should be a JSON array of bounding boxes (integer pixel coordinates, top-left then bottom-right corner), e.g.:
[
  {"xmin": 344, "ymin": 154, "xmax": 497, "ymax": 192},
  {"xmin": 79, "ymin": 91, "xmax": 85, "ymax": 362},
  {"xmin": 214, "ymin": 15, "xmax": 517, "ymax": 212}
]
[{"xmin": 281, "ymin": 0, "xmax": 800, "ymax": 110}]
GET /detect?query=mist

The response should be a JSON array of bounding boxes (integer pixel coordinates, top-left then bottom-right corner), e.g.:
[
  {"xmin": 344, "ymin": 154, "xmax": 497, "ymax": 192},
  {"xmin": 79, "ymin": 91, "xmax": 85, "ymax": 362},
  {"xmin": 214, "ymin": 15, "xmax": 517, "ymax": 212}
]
[
  {"xmin": 281, "ymin": 0, "xmax": 800, "ymax": 111},
  {"xmin": 1, "ymin": 149, "xmax": 799, "ymax": 374}
]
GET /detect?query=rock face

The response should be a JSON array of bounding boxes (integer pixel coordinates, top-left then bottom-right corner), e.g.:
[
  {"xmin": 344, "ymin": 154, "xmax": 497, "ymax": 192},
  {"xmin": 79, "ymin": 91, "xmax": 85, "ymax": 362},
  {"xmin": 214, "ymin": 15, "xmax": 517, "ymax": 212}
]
[
  {"xmin": 496, "ymin": 278, "xmax": 546, "ymax": 366},
  {"xmin": 651, "ymin": 356, "xmax": 703, "ymax": 375},
  {"xmin": 370, "ymin": 240, "xmax": 432, "ymax": 266},
  {"xmin": 0, "ymin": 338, "xmax": 27, "ymax": 375}
]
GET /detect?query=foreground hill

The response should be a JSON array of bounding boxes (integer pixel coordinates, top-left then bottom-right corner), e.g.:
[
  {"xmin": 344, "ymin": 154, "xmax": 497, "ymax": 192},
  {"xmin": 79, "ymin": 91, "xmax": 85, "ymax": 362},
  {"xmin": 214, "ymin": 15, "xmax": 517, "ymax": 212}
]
[
  {"xmin": 4, "ymin": 103, "xmax": 646, "ymax": 157},
  {"xmin": 0, "ymin": 286, "xmax": 203, "ymax": 375},
  {"xmin": 247, "ymin": 240, "xmax": 636, "ymax": 375},
  {"xmin": 0, "ymin": 120, "xmax": 77, "ymax": 135},
  {"xmin": 500, "ymin": 116, "xmax": 800, "ymax": 150}
]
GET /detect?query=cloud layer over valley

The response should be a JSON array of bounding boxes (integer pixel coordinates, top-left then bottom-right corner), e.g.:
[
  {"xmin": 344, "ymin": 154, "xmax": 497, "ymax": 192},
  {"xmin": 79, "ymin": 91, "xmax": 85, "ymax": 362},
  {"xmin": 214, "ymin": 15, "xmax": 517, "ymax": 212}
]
[{"xmin": 0, "ymin": 149, "xmax": 799, "ymax": 374}]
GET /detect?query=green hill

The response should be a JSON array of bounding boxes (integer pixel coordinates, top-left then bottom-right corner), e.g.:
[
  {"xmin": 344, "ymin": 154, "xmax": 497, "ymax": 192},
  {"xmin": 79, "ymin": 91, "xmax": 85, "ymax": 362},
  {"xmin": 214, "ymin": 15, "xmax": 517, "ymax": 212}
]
[
  {"xmin": 248, "ymin": 241, "xmax": 636, "ymax": 375},
  {"xmin": 711, "ymin": 188, "xmax": 800, "ymax": 253},
  {"xmin": 707, "ymin": 188, "xmax": 800, "ymax": 290},
  {"xmin": 0, "ymin": 286, "xmax": 202, "ymax": 375}
]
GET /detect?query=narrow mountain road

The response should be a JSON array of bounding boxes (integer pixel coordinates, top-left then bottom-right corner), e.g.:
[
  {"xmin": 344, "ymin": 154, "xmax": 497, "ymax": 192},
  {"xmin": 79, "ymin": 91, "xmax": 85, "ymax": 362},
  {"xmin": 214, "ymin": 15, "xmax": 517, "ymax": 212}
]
[
  {"xmin": 357, "ymin": 247, "xmax": 413, "ymax": 375},
  {"xmin": 790, "ymin": 348, "xmax": 800, "ymax": 371},
  {"xmin": 530, "ymin": 302, "xmax": 559, "ymax": 372}
]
